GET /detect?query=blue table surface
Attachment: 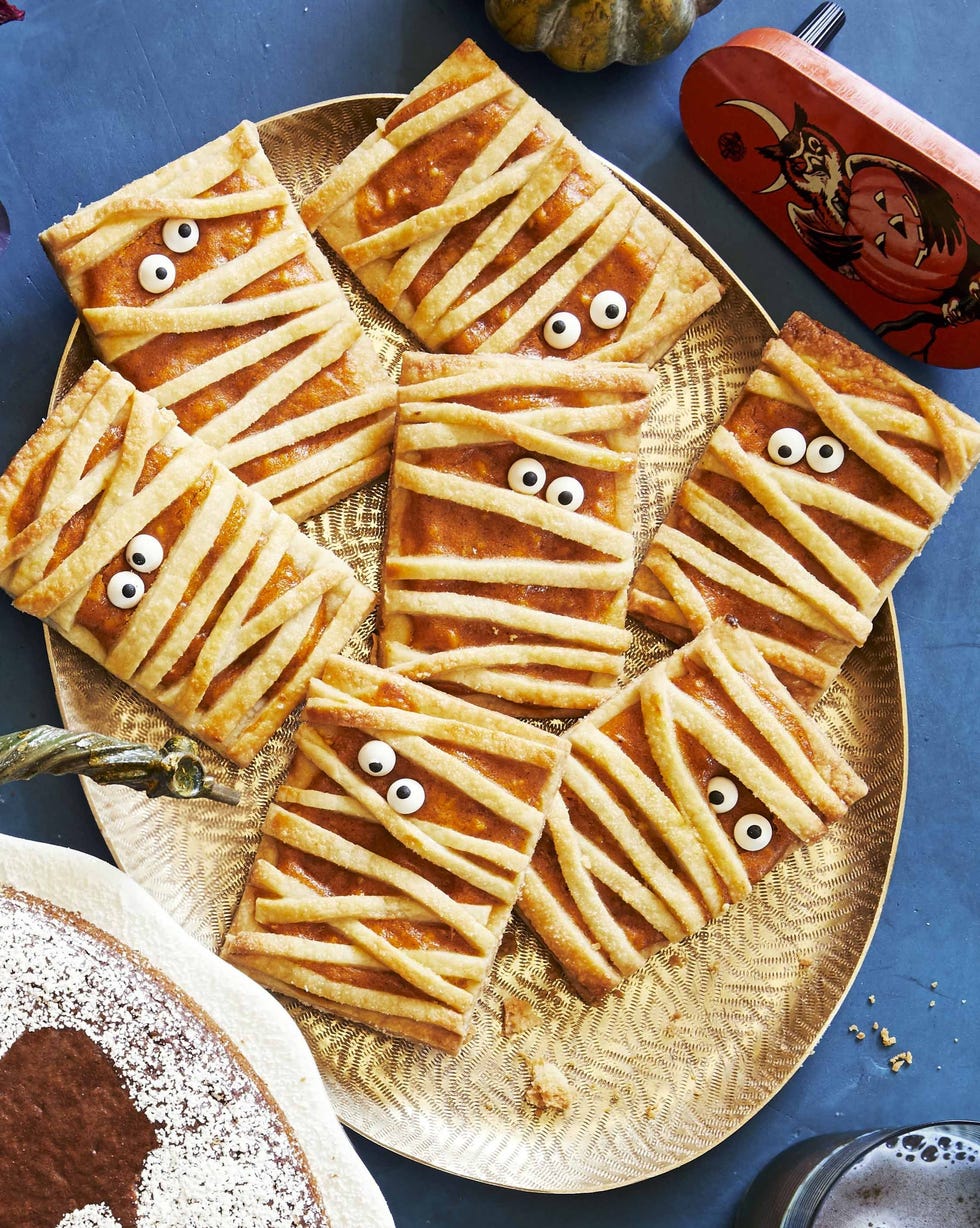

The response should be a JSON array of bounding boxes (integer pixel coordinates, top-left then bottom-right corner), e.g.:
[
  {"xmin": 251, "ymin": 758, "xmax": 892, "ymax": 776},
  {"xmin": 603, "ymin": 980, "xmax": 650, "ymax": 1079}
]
[{"xmin": 0, "ymin": 1, "xmax": 977, "ymax": 1224}]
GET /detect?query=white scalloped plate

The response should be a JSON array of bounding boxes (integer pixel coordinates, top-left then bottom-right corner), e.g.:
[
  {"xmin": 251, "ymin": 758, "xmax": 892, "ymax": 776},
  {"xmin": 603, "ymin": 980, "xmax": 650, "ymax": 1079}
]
[{"xmin": 0, "ymin": 832, "xmax": 394, "ymax": 1225}]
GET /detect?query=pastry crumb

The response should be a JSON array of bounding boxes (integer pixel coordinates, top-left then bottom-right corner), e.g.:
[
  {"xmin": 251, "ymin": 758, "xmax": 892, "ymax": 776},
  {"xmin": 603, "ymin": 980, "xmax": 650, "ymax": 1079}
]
[
  {"xmin": 524, "ymin": 1061, "xmax": 573, "ymax": 1112},
  {"xmin": 880, "ymin": 1026, "xmax": 897, "ymax": 1047},
  {"xmin": 501, "ymin": 995, "xmax": 543, "ymax": 1038},
  {"xmin": 868, "ymin": 994, "xmax": 876, "ymax": 1004},
  {"xmin": 930, "ymin": 981, "xmax": 938, "ymax": 989},
  {"xmin": 848, "ymin": 1024, "xmax": 866, "ymax": 1041}
]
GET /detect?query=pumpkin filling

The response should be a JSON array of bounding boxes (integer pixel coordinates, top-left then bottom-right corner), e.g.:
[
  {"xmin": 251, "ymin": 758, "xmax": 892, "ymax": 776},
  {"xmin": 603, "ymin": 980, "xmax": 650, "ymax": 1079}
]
[{"xmin": 81, "ymin": 170, "xmax": 385, "ymax": 493}]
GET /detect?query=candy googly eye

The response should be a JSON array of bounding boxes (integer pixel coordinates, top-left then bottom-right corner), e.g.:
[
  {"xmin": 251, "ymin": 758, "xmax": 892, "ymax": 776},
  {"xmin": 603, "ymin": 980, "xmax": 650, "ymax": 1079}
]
[
  {"xmin": 106, "ymin": 571, "xmax": 145, "ymax": 610},
  {"xmin": 162, "ymin": 218, "xmax": 200, "ymax": 253},
  {"xmin": 707, "ymin": 776, "xmax": 738, "ymax": 814},
  {"xmin": 138, "ymin": 253, "xmax": 176, "ymax": 293},
  {"xmin": 806, "ymin": 435, "xmax": 845, "ymax": 474},
  {"xmin": 767, "ymin": 427, "xmax": 806, "ymax": 466},
  {"xmin": 387, "ymin": 778, "xmax": 425, "ymax": 815},
  {"xmin": 733, "ymin": 814, "xmax": 773, "ymax": 852},
  {"xmin": 357, "ymin": 740, "xmax": 397, "ymax": 778},
  {"xmin": 508, "ymin": 457, "xmax": 547, "ymax": 495},
  {"xmin": 543, "ymin": 311, "xmax": 581, "ymax": 350},
  {"xmin": 125, "ymin": 534, "xmax": 164, "ymax": 573},
  {"xmin": 589, "ymin": 289, "xmax": 628, "ymax": 329},
  {"xmin": 545, "ymin": 475, "xmax": 585, "ymax": 511}
]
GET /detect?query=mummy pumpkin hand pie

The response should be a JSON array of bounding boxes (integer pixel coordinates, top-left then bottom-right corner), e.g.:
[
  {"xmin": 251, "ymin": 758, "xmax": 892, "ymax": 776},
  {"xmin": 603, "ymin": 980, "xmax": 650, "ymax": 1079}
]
[
  {"xmin": 0, "ymin": 364, "xmax": 373, "ymax": 766},
  {"xmin": 519, "ymin": 619, "xmax": 867, "ymax": 1004},
  {"xmin": 222, "ymin": 656, "xmax": 566, "ymax": 1052},
  {"xmin": 39, "ymin": 121, "xmax": 396, "ymax": 522},
  {"xmin": 630, "ymin": 313, "xmax": 980, "ymax": 707},
  {"xmin": 302, "ymin": 40, "xmax": 722, "ymax": 366},
  {"xmin": 377, "ymin": 352, "xmax": 652, "ymax": 716}
]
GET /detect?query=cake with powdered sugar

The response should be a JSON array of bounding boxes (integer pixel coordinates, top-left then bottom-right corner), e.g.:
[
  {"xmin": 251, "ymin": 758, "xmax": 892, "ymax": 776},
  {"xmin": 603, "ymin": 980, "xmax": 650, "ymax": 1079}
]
[{"xmin": 0, "ymin": 884, "xmax": 332, "ymax": 1228}]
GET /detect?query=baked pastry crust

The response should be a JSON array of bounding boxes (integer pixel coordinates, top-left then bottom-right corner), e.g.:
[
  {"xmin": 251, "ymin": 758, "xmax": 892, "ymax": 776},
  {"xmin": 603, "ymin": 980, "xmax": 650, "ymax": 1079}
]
[
  {"xmin": 222, "ymin": 656, "xmax": 566, "ymax": 1052},
  {"xmin": 377, "ymin": 351, "xmax": 652, "ymax": 716},
  {"xmin": 302, "ymin": 40, "xmax": 722, "ymax": 366},
  {"xmin": 630, "ymin": 313, "xmax": 980, "ymax": 707},
  {"xmin": 519, "ymin": 618, "xmax": 867, "ymax": 1003},
  {"xmin": 0, "ymin": 363, "xmax": 373, "ymax": 766},
  {"xmin": 40, "ymin": 121, "xmax": 396, "ymax": 522}
]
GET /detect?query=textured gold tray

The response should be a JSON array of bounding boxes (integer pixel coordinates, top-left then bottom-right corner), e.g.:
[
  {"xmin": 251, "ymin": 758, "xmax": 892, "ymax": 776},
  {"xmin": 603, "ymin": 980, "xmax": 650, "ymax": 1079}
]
[{"xmin": 45, "ymin": 96, "xmax": 907, "ymax": 1193}]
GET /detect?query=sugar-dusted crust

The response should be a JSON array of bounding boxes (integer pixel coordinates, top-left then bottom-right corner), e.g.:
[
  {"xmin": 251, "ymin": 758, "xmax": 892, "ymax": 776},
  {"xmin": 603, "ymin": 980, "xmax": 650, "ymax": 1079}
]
[
  {"xmin": 377, "ymin": 351, "xmax": 653, "ymax": 716},
  {"xmin": 222, "ymin": 656, "xmax": 566, "ymax": 1053},
  {"xmin": 40, "ymin": 120, "xmax": 396, "ymax": 522},
  {"xmin": 302, "ymin": 40, "xmax": 722, "ymax": 367},
  {"xmin": 0, "ymin": 363, "xmax": 373, "ymax": 765},
  {"xmin": 519, "ymin": 619, "xmax": 867, "ymax": 1004},
  {"xmin": 630, "ymin": 312, "xmax": 980, "ymax": 707},
  {"xmin": 0, "ymin": 884, "xmax": 331, "ymax": 1226}
]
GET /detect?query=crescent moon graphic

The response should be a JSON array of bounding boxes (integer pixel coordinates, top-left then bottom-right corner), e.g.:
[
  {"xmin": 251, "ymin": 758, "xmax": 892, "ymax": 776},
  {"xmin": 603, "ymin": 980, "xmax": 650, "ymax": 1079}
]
[{"xmin": 719, "ymin": 98, "xmax": 789, "ymax": 194}]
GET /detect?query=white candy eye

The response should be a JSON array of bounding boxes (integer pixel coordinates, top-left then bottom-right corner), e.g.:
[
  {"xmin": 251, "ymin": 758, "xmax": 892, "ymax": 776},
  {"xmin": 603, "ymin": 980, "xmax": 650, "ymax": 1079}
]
[
  {"xmin": 387, "ymin": 778, "xmax": 425, "ymax": 815},
  {"xmin": 138, "ymin": 253, "xmax": 176, "ymax": 293},
  {"xmin": 357, "ymin": 740, "xmax": 396, "ymax": 778},
  {"xmin": 106, "ymin": 571, "xmax": 145, "ymax": 610},
  {"xmin": 162, "ymin": 218, "xmax": 200, "ymax": 253},
  {"xmin": 806, "ymin": 435, "xmax": 845, "ymax": 474},
  {"xmin": 589, "ymin": 289, "xmax": 628, "ymax": 329},
  {"xmin": 508, "ymin": 457, "xmax": 546, "ymax": 495},
  {"xmin": 543, "ymin": 311, "xmax": 581, "ymax": 350},
  {"xmin": 707, "ymin": 776, "xmax": 738, "ymax": 814},
  {"xmin": 125, "ymin": 534, "xmax": 164, "ymax": 573},
  {"xmin": 767, "ymin": 427, "xmax": 806, "ymax": 466},
  {"xmin": 733, "ymin": 813, "xmax": 773, "ymax": 852},
  {"xmin": 545, "ymin": 475, "xmax": 585, "ymax": 511}
]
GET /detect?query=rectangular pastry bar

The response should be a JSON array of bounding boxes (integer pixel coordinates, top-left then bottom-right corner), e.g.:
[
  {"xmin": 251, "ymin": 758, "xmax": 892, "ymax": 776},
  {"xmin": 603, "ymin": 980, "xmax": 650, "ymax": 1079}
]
[
  {"xmin": 0, "ymin": 364, "xmax": 374, "ymax": 766},
  {"xmin": 40, "ymin": 121, "xmax": 396, "ymax": 523},
  {"xmin": 222, "ymin": 656, "xmax": 566, "ymax": 1052},
  {"xmin": 630, "ymin": 313, "xmax": 980, "ymax": 707},
  {"xmin": 377, "ymin": 351, "xmax": 653, "ymax": 717},
  {"xmin": 519, "ymin": 618, "xmax": 867, "ymax": 1003},
  {"xmin": 302, "ymin": 39, "xmax": 722, "ymax": 366}
]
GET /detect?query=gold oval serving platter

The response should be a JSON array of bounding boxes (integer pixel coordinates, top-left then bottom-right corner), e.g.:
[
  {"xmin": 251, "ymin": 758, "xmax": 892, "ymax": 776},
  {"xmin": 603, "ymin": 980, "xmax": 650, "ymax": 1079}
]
[{"xmin": 45, "ymin": 95, "xmax": 907, "ymax": 1193}]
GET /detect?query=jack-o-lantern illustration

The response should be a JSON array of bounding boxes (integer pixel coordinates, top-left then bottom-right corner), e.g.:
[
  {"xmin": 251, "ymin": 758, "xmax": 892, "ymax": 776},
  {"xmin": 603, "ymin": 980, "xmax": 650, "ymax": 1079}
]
[
  {"xmin": 720, "ymin": 98, "xmax": 980, "ymax": 359},
  {"xmin": 845, "ymin": 164, "xmax": 968, "ymax": 303}
]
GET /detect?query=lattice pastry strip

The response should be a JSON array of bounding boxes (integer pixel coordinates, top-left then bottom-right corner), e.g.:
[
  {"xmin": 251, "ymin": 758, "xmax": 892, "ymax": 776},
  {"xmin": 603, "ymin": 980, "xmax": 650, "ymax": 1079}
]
[
  {"xmin": 630, "ymin": 313, "xmax": 980, "ymax": 708},
  {"xmin": 519, "ymin": 618, "xmax": 867, "ymax": 1004},
  {"xmin": 222, "ymin": 655, "xmax": 566, "ymax": 1052},
  {"xmin": 0, "ymin": 364, "xmax": 373, "ymax": 766},
  {"xmin": 377, "ymin": 351, "xmax": 653, "ymax": 717},
  {"xmin": 40, "ymin": 120, "xmax": 396, "ymax": 522},
  {"xmin": 302, "ymin": 39, "xmax": 722, "ymax": 367}
]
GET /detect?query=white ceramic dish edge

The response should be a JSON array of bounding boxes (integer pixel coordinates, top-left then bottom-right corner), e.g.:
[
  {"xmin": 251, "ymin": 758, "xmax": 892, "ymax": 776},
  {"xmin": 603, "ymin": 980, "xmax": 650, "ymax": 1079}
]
[{"xmin": 0, "ymin": 832, "xmax": 394, "ymax": 1228}]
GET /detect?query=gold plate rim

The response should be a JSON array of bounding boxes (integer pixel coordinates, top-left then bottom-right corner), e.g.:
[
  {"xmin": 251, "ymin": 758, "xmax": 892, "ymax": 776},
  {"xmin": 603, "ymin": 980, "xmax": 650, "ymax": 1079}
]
[{"xmin": 43, "ymin": 94, "xmax": 908, "ymax": 1193}]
